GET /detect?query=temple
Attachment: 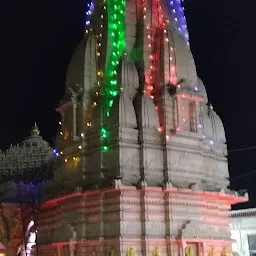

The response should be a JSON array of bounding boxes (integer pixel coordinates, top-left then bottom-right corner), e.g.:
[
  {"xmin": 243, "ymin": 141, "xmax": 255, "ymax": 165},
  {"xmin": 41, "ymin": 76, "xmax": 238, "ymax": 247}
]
[{"xmin": 0, "ymin": 0, "xmax": 248, "ymax": 255}]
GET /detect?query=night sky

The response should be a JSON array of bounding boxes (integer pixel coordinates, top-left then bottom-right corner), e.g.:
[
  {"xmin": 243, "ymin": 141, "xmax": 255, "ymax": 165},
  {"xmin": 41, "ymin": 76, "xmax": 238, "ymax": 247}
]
[{"xmin": 0, "ymin": 0, "xmax": 253, "ymax": 208}]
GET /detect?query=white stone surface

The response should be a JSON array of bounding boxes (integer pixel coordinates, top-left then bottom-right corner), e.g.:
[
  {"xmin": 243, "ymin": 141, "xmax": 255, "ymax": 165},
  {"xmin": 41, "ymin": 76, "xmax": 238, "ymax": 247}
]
[{"xmin": 231, "ymin": 208, "xmax": 256, "ymax": 256}]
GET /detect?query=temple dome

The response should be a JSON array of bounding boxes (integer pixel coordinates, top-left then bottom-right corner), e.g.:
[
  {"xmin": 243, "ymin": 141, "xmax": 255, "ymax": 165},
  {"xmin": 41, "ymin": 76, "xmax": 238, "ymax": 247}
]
[
  {"xmin": 201, "ymin": 104, "xmax": 226, "ymax": 143},
  {"xmin": 66, "ymin": 39, "xmax": 86, "ymax": 87},
  {"xmin": 65, "ymin": 35, "xmax": 97, "ymax": 92},
  {"xmin": 197, "ymin": 77, "xmax": 208, "ymax": 101},
  {"xmin": 21, "ymin": 123, "xmax": 51, "ymax": 148}
]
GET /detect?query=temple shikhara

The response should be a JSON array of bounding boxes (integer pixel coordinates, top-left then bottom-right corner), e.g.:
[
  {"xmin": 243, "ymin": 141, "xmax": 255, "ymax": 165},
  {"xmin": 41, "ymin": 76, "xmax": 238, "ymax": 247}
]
[{"xmin": 0, "ymin": 0, "xmax": 248, "ymax": 255}]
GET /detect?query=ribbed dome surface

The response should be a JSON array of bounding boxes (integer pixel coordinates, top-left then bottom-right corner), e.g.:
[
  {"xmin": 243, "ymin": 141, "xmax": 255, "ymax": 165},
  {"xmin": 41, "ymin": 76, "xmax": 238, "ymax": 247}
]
[
  {"xmin": 110, "ymin": 91, "xmax": 137, "ymax": 128},
  {"xmin": 119, "ymin": 55, "xmax": 139, "ymax": 98},
  {"xmin": 66, "ymin": 39, "xmax": 86, "ymax": 87},
  {"xmin": 21, "ymin": 123, "xmax": 50, "ymax": 148},
  {"xmin": 200, "ymin": 104, "xmax": 226, "ymax": 143},
  {"xmin": 134, "ymin": 93, "xmax": 159, "ymax": 129},
  {"xmin": 197, "ymin": 77, "xmax": 208, "ymax": 101},
  {"xmin": 65, "ymin": 35, "xmax": 97, "ymax": 92}
]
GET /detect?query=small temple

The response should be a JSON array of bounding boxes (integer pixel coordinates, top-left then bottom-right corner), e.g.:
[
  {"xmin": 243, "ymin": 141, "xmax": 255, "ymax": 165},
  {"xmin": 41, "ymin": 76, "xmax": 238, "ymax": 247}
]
[{"xmin": 0, "ymin": 0, "xmax": 249, "ymax": 255}]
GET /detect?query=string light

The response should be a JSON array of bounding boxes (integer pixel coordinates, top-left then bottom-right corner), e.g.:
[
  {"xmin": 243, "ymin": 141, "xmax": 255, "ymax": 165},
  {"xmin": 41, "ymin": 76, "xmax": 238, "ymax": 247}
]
[
  {"xmin": 102, "ymin": 0, "xmax": 126, "ymax": 152},
  {"xmin": 169, "ymin": 0, "xmax": 189, "ymax": 46},
  {"xmin": 84, "ymin": 1, "xmax": 95, "ymax": 29}
]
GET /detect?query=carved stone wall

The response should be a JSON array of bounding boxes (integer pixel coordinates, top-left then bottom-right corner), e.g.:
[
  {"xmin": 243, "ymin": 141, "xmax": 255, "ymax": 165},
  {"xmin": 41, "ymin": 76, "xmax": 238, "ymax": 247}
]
[{"xmin": 36, "ymin": 187, "xmax": 236, "ymax": 255}]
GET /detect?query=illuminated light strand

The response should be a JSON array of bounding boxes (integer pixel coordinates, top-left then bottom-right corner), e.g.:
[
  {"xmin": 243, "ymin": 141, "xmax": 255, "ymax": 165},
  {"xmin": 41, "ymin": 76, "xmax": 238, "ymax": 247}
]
[
  {"xmin": 169, "ymin": 0, "xmax": 189, "ymax": 46},
  {"xmin": 84, "ymin": 0, "xmax": 95, "ymax": 32},
  {"xmin": 145, "ymin": 0, "xmax": 166, "ymax": 98},
  {"xmin": 102, "ymin": 0, "xmax": 126, "ymax": 152},
  {"xmin": 144, "ymin": 0, "xmax": 153, "ymax": 96},
  {"xmin": 96, "ymin": 1, "xmax": 106, "ymax": 95},
  {"xmin": 164, "ymin": 29, "xmax": 177, "ymax": 85}
]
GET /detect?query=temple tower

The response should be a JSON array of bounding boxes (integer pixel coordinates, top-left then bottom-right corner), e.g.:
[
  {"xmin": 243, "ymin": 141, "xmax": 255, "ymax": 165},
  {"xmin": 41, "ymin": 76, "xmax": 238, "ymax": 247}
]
[{"xmin": 36, "ymin": 0, "xmax": 247, "ymax": 256}]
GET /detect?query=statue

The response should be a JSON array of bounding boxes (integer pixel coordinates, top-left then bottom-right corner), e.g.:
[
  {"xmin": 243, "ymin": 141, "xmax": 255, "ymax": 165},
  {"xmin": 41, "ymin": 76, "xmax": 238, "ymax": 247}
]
[
  {"xmin": 127, "ymin": 247, "xmax": 136, "ymax": 256},
  {"xmin": 153, "ymin": 247, "xmax": 160, "ymax": 256},
  {"xmin": 209, "ymin": 247, "xmax": 216, "ymax": 256},
  {"xmin": 221, "ymin": 248, "xmax": 230, "ymax": 256},
  {"xmin": 185, "ymin": 247, "xmax": 192, "ymax": 256},
  {"xmin": 108, "ymin": 247, "xmax": 116, "ymax": 256}
]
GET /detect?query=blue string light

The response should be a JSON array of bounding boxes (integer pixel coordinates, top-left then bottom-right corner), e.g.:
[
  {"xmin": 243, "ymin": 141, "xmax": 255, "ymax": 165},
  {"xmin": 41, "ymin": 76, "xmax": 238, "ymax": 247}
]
[
  {"xmin": 84, "ymin": 1, "xmax": 95, "ymax": 29},
  {"xmin": 169, "ymin": 0, "xmax": 189, "ymax": 46}
]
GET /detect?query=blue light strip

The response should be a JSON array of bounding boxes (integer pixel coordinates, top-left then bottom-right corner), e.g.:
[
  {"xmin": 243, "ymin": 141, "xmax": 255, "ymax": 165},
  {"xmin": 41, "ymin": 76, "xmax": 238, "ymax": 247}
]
[{"xmin": 169, "ymin": 0, "xmax": 189, "ymax": 46}]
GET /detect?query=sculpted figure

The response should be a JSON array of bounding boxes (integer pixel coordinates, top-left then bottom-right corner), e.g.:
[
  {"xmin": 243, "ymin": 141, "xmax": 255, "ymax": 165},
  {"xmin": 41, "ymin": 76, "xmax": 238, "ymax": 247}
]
[
  {"xmin": 185, "ymin": 247, "xmax": 192, "ymax": 256},
  {"xmin": 221, "ymin": 248, "xmax": 230, "ymax": 256},
  {"xmin": 153, "ymin": 247, "xmax": 160, "ymax": 256},
  {"xmin": 127, "ymin": 247, "xmax": 136, "ymax": 256},
  {"xmin": 109, "ymin": 247, "xmax": 116, "ymax": 256},
  {"xmin": 209, "ymin": 247, "xmax": 216, "ymax": 256}
]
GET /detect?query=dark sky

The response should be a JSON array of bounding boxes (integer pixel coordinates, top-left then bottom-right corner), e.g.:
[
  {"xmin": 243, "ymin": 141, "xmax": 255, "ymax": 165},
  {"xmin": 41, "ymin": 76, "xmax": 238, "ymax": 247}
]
[{"xmin": 0, "ymin": 0, "xmax": 254, "ymax": 207}]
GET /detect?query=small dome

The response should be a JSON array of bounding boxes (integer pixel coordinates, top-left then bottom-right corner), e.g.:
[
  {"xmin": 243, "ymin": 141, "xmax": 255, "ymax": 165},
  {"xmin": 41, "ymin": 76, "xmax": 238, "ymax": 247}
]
[
  {"xmin": 65, "ymin": 34, "xmax": 97, "ymax": 92},
  {"xmin": 200, "ymin": 104, "xmax": 226, "ymax": 143},
  {"xmin": 134, "ymin": 92, "xmax": 160, "ymax": 129},
  {"xmin": 66, "ymin": 39, "xmax": 86, "ymax": 87},
  {"xmin": 21, "ymin": 123, "xmax": 50, "ymax": 148},
  {"xmin": 119, "ymin": 55, "xmax": 139, "ymax": 98},
  {"xmin": 196, "ymin": 77, "xmax": 208, "ymax": 101},
  {"xmin": 211, "ymin": 108, "xmax": 226, "ymax": 143},
  {"xmin": 110, "ymin": 90, "xmax": 137, "ymax": 128}
]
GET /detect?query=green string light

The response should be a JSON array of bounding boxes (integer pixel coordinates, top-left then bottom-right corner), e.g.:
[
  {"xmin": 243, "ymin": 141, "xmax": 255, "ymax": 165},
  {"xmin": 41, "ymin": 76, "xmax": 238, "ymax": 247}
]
[{"xmin": 102, "ymin": 0, "xmax": 126, "ymax": 152}]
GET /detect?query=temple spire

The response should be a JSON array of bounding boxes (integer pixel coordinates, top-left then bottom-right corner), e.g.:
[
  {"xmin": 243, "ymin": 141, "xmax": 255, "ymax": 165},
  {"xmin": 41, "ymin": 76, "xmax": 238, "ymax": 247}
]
[{"xmin": 31, "ymin": 122, "xmax": 40, "ymax": 136}]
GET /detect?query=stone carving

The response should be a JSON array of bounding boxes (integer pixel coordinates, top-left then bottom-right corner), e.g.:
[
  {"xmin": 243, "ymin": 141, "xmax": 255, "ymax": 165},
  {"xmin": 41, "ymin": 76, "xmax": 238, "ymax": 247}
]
[
  {"xmin": 164, "ymin": 181, "xmax": 173, "ymax": 189},
  {"xmin": 181, "ymin": 220, "xmax": 230, "ymax": 239},
  {"xmin": 209, "ymin": 247, "xmax": 216, "ymax": 256},
  {"xmin": 127, "ymin": 247, "xmax": 136, "ymax": 256},
  {"xmin": 108, "ymin": 247, "xmax": 116, "ymax": 256},
  {"xmin": 185, "ymin": 247, "xmax": 192, "ymax": 256},
  {"xmin": 69, "ymin": 225, "xmax": 77, "ymax": 241},
  {"xmin": 11, "ymin": 208, "xmax": 23, "ymax": 239},
  {"xmin": 139, "ymin": 179, "xmax": 148, "ymax": 188},
  {"xmin": 189, "ymin": 182, "xmax": 200, "ymax": 190},
  {"xmin": 91, "ymin": 248, "xmax": 97, "ymax": 256},
  {"xmin": 113, "ymin": 178, "xmax": 122, "ymax": 188},
  {"xmin": 153, "ymin": 247, "xmax": 160, "ymax": 256},
  {"xmin": 221, "ymin": 248, "xmax": 230, "ymax": 256}
]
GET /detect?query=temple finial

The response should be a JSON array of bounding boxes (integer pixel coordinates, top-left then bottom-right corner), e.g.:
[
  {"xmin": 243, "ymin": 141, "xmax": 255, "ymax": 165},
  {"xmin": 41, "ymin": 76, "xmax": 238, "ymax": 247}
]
[{"xmin": 31, "ymin": 122, "xmax": 40, "ymax": 136}]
